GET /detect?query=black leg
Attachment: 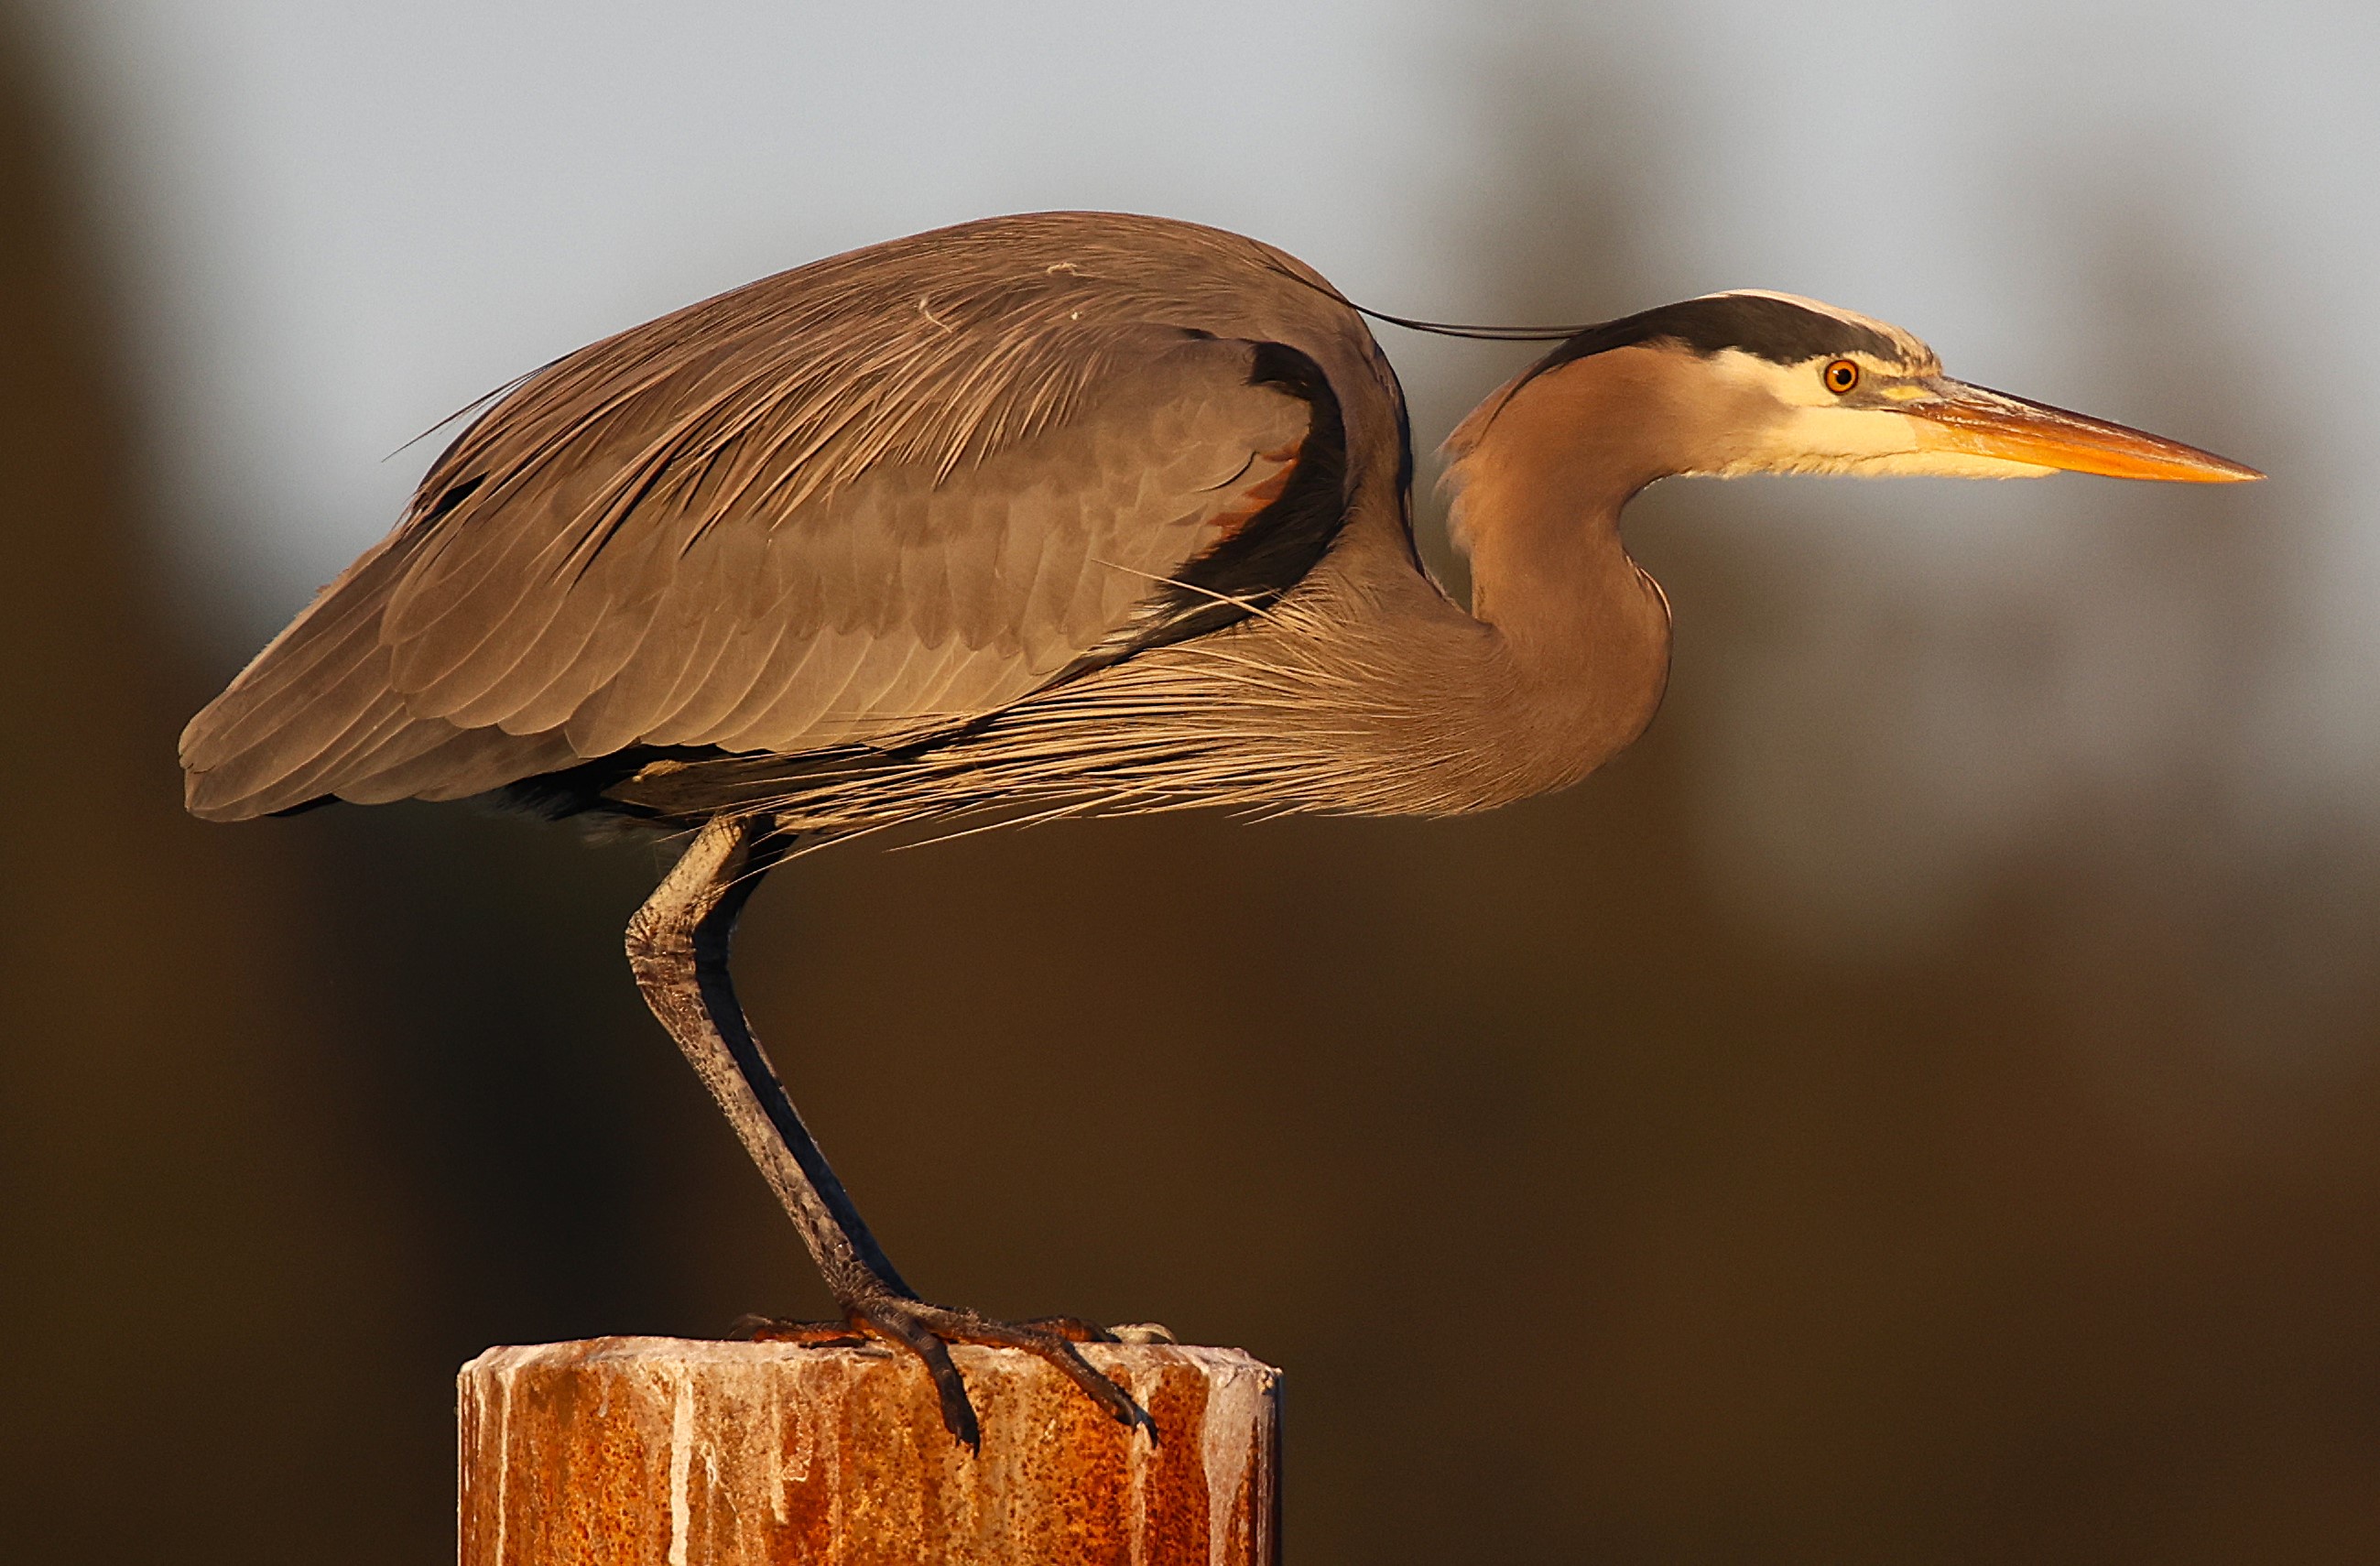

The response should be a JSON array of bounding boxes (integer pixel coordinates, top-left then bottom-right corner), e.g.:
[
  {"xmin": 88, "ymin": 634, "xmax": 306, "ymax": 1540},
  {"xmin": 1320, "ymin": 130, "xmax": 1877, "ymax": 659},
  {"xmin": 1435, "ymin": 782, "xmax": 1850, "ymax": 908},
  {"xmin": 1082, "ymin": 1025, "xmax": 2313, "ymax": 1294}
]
[{"xmin": 623, "ymin": 814, "xmax": 1151, "ymax": 1449}]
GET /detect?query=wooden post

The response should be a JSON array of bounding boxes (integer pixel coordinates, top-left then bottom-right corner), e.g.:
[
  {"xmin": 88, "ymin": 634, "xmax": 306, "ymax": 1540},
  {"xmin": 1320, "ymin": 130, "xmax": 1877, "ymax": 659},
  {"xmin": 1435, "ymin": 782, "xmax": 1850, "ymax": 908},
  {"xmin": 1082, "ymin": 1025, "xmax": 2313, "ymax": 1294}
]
[{"xmin": 458, "ymin": 1336, "xmax": 1281, "ymax": 1565}]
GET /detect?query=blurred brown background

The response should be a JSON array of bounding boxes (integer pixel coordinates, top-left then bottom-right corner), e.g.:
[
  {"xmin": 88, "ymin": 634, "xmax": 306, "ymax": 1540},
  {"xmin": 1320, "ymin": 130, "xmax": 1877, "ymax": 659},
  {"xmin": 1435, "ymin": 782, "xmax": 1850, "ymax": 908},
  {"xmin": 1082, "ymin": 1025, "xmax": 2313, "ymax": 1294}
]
[{"xmin": 5, "ymin": 4, "xmax": 2376, "ymax": 1562}]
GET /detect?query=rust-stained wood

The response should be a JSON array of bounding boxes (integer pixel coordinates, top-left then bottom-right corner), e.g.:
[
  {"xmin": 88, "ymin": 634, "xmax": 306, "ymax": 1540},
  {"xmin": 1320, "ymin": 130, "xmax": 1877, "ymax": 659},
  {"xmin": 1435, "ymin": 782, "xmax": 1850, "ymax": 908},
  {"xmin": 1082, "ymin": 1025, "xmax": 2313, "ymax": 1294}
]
[{"xmin": 458, "ymin": 1336, "xmax": 1280, "ymax": 1566}]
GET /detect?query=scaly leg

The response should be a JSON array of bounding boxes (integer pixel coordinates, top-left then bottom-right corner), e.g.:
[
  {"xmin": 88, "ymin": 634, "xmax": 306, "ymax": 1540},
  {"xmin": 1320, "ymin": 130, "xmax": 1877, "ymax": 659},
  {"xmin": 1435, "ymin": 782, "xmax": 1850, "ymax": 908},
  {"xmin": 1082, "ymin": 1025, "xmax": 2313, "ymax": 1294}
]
[{"xmin": 623, "ymin": 814, "xmax": 1149, "ymax": 1449}]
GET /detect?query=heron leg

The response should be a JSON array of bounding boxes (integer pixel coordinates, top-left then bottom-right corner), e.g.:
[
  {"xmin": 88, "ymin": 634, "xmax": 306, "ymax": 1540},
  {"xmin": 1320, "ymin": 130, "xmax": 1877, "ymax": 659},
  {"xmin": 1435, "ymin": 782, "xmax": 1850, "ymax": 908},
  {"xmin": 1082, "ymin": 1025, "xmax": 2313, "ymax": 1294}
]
[{"xmin": 623, "ymin": 814, "xmax": 1150, "ymax": 1449}]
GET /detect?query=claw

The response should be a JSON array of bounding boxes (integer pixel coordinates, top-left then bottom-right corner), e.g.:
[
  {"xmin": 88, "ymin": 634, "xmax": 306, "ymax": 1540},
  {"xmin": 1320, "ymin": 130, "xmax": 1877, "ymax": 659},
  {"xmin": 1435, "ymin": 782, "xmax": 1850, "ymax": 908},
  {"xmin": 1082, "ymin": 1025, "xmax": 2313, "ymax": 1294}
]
[{"xmin": 853, "ymin": 1300, "xmax": 984, "ymax": 1449}]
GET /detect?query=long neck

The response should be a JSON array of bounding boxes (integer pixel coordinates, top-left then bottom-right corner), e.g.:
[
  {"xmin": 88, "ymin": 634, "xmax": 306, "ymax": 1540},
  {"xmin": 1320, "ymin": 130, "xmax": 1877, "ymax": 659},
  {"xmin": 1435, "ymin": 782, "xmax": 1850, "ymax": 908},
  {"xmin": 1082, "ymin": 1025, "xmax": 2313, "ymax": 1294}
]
[
  {"xmin": 1109, "ymin": 349, "xmax": 1684, "ymax": 820},
  {"xmin": 1438, "ymin": 349, "xmax": 1680, "ymax": 796}
]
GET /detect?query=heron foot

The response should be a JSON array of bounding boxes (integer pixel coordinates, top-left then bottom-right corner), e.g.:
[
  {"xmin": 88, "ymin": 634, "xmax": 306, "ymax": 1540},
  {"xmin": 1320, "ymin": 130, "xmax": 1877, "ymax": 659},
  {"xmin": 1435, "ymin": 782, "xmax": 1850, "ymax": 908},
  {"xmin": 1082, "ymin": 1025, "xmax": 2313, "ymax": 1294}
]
[{"xmin": 730, "ymin": 1301, "xmax": 1166, "ymax": 1449}]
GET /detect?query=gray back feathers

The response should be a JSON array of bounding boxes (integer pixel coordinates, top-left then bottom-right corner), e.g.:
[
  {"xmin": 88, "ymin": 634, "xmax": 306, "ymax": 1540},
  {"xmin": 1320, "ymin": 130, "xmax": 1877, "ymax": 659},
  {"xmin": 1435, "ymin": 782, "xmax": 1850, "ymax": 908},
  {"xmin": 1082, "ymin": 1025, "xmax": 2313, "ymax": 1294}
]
[{"xmin": 180, "ymin": 213, "xmax": 1405, "ymax": 821}]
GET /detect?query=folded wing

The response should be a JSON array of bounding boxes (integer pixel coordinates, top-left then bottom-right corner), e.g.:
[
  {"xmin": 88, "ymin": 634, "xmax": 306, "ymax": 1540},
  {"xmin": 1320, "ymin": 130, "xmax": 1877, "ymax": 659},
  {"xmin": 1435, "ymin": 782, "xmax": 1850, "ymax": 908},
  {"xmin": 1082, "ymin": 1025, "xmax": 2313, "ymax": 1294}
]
[{"xmin": 180, "ymin": 218, "xmax": 1340, "ymax": 821}]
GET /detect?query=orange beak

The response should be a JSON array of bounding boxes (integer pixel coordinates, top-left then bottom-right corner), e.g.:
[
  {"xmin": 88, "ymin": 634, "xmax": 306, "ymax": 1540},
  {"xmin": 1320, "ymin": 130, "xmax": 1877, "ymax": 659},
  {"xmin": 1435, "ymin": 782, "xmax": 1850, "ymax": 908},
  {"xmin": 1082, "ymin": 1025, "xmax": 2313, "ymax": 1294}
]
[{"xmin": 1904, "ymin": 380, "xmax": 2264, "ymax": 483}]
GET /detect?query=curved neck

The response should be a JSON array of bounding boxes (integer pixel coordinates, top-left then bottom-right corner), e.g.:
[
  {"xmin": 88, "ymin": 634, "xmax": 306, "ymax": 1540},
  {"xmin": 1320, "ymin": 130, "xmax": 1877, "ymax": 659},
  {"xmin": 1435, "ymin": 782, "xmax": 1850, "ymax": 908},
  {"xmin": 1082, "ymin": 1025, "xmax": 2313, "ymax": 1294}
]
[{"xmin": 1438, "ymin": 350, "xmax": 1679, "ymax": 790}]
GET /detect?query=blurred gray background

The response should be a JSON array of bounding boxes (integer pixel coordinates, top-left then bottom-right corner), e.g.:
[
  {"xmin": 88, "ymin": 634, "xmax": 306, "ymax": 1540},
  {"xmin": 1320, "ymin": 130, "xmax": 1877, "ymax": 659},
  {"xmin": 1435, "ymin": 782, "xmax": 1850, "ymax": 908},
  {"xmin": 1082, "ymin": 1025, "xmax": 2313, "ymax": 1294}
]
[{"xmin": 4, "ymin": 2, "xmax": 2375, "ymax": 1561}]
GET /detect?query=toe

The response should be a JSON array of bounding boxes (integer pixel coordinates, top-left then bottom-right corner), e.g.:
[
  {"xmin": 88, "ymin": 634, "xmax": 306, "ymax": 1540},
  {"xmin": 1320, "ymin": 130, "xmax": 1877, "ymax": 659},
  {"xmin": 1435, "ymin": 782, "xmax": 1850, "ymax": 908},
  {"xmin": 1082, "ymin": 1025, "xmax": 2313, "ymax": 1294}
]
[
  {"xmin": 852, "ymin": 1300, "xmax": 982, "ymax": 1449},
  {"xmin": 730, "ymin": 1314, "xmax": 870, "ymax": 1346},
  {"xmin": 1015, "ymin": 1315, "xmax": 1115, "ymax": 1343},
  {"xmin": 909, "ymin": 1306, "xmax": 1153, "ymax": 1439}
]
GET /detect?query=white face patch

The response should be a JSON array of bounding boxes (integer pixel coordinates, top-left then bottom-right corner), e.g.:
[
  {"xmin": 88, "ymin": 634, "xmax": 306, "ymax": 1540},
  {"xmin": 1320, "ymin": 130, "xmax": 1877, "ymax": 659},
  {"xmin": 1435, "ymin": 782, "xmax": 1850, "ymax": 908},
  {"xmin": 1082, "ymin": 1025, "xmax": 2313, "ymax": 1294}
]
[{"xmin": 1689, "ymin": 349, "xmax": 2057, "ymax": 479}]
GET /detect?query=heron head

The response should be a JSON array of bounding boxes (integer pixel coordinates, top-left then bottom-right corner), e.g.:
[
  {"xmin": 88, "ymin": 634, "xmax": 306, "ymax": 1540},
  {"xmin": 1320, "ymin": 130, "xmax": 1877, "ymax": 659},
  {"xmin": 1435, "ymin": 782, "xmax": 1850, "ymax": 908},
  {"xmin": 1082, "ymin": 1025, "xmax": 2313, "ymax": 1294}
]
[{"xmin": 1483, "ymin": 289, "xmax": 2261, "ymax": 486}]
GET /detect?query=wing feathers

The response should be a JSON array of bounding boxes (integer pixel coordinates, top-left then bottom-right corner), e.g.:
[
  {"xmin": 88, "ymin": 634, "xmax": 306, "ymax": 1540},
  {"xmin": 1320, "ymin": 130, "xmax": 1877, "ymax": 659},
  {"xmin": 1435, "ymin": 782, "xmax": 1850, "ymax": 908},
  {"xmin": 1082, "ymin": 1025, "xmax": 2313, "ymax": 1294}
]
[{"xmin": 183, "ymin": 213, "xmax": 1389, "ymax": 820}]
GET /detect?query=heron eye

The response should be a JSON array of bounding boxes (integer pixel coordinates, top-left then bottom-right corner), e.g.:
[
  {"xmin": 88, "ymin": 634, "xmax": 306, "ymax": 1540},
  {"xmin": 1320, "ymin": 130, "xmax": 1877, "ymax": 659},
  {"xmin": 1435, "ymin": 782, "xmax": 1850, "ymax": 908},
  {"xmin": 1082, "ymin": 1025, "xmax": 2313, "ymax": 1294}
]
[{"xmin": 1822, "ymin": 359, "xmax": 1861, "ymax": 395}]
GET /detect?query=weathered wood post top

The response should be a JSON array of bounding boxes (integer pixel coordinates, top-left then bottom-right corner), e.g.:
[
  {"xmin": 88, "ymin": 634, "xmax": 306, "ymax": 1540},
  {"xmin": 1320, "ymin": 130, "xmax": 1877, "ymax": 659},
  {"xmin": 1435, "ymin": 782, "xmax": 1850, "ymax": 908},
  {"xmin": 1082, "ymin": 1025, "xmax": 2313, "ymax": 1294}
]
[{"xmin": 459, "ymin": 1336, "xmax": 1281, "ymax": 1565}]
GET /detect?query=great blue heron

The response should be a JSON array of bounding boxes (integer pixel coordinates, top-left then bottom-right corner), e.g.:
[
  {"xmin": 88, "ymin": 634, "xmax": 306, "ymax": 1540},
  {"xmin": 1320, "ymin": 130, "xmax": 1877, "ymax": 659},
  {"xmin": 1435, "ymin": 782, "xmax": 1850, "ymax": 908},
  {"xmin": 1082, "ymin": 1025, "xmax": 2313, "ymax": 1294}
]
[{"xmin": 179, "ymin": 212, "xmax": 2257, "ymax": 1447}]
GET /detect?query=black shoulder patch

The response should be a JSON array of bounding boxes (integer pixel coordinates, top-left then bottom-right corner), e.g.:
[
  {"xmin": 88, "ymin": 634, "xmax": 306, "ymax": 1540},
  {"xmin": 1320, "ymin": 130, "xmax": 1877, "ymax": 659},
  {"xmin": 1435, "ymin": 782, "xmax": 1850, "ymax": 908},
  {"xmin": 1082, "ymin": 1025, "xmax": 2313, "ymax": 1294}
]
[
  {"xmin": 1528, "ymin": 294, "xmax": 1906, "ymax": 378},
  {"xmin": 1044, "ymin": 341, "xmax": 1352, "ymax": 682},
  {"xmin": 1163, "ymin": 342, "xmax": 1350, "ymax": 630}
]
